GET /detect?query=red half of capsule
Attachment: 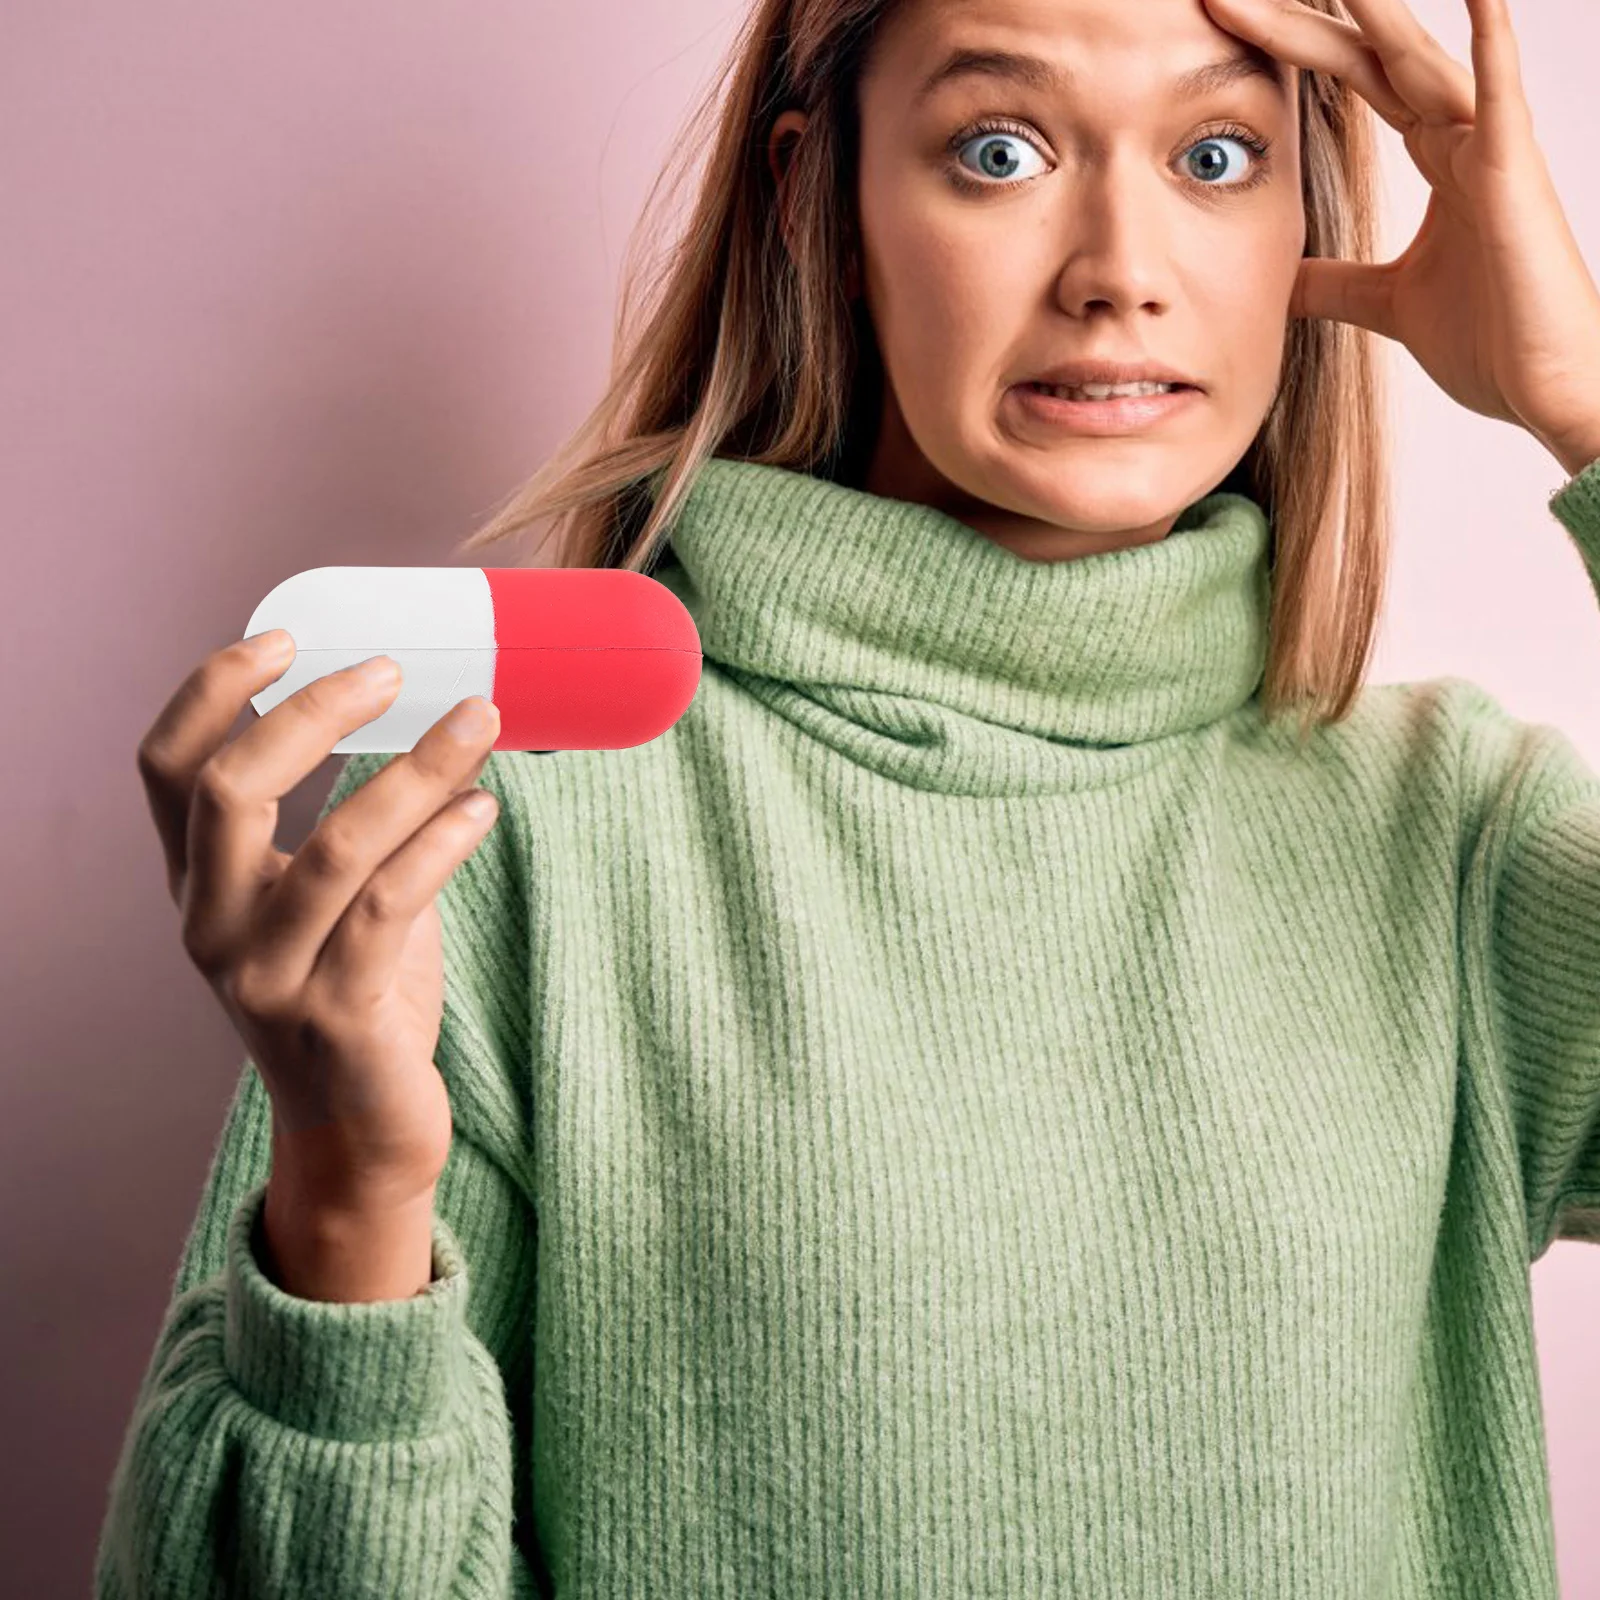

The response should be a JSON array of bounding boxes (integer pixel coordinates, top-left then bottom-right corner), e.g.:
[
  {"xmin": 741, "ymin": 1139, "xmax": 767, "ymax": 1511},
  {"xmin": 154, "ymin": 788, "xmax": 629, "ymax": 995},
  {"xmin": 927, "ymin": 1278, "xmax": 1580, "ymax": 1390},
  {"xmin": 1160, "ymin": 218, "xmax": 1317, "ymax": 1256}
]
[{"xmin": 483, "ymin": 567, "xmax": 701, "ymax": 752}]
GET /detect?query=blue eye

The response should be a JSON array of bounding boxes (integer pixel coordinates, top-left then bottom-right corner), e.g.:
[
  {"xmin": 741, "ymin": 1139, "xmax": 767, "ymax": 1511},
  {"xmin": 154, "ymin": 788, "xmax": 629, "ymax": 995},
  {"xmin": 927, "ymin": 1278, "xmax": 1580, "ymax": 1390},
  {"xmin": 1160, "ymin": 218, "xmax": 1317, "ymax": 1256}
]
[
  {"xmin": 947, "ymin": 128, "xmax": 1049, "ymax": 185},
  {"xmin": 1184, "ymin": 134, "xmax": 1262, "ymax": 186},
  {"xmin": 945, "ymin": 118, "xmax": 1274, "ymax": 195},
  {"xmin": 955, "ymin": 129, "xmax": 1050, "ymax": 186}
]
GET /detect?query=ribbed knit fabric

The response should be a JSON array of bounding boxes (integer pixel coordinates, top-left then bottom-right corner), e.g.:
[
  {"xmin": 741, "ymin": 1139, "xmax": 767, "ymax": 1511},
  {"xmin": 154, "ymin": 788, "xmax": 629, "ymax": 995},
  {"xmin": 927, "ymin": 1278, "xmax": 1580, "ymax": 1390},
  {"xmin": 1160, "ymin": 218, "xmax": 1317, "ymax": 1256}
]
[{"xmin": 98, "ymin": 452, "xmax": 1600, "ymax": 1599}]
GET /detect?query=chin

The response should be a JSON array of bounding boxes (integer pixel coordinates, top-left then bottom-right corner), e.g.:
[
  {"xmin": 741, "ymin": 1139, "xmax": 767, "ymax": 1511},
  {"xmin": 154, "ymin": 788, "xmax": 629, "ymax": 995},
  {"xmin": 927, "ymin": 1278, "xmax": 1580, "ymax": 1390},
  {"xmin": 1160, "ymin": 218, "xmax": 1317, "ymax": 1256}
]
[{"xmin": 992, "ymin": 465, "xmax": 1192, "ymax": 535}]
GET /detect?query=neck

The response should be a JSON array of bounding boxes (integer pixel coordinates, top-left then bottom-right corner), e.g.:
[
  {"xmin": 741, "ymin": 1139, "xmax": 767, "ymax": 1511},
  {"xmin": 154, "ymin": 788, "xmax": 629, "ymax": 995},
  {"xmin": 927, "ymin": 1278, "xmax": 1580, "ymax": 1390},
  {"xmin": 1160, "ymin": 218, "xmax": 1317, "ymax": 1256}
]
[{"xmin": 857, "ymin": 385, "xmax": 1202, "ymax": 563}]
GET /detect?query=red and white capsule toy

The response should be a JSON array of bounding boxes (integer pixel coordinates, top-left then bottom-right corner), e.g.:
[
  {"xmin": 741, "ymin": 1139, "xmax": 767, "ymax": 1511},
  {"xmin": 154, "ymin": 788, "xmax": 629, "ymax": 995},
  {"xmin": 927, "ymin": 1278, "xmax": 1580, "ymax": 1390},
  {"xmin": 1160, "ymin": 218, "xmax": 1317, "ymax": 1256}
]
[{"xmin": 244, "ymin": 567, "xmax": 702, "ymax": 754}]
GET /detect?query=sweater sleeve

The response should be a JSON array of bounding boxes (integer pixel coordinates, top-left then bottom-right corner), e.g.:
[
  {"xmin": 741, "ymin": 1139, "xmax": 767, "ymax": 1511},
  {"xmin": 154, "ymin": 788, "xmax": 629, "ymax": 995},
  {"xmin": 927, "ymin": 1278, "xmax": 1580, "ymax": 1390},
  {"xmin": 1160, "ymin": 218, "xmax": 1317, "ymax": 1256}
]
[
  {"xmin": 1458, "ymin": 455, "xmax": 1600, "ymax": 1265},
  {"xmin": 94, "ymin": 749, "xmax": 542, "ymax": 1598}
]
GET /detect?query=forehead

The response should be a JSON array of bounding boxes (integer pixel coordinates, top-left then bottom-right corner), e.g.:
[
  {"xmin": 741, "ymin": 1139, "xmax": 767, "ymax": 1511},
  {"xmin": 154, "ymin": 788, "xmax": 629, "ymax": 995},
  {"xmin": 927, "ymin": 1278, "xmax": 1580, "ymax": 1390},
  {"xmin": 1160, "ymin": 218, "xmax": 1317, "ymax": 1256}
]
[{"xmin": 878, "ymin": 0, "xmax": 1293, "ymax": 105}]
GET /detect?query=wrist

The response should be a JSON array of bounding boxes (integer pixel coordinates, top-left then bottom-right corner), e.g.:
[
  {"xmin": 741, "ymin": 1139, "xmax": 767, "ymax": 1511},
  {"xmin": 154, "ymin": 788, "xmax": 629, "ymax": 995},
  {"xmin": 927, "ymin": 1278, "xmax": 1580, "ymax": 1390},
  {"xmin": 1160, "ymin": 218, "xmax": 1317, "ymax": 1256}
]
[
  {"xmin": 1535, "ymin": 414, "xmax": 1600, "ymax": 480},
  {"xmin": 259, "ymin": 1178, "xmax": 438, "ymax": 1304}
]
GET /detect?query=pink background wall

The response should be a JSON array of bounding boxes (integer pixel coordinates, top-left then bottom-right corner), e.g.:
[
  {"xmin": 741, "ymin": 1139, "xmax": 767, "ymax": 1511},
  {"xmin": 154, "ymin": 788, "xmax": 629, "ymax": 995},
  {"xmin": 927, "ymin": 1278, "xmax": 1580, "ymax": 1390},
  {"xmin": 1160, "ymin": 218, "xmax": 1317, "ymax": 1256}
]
[{"xmin": 3, "ymin": 2, "xmax": 1596, "ymax": 1593}]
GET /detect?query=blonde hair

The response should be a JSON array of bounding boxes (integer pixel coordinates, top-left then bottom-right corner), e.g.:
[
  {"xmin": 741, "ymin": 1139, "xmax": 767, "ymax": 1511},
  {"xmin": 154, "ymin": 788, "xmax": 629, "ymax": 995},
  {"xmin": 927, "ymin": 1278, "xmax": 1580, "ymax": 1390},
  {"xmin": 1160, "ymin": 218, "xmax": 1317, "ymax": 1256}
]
[{"xmin": 456, "ymin": 0, "xmax": 1392, "ymax": 742}]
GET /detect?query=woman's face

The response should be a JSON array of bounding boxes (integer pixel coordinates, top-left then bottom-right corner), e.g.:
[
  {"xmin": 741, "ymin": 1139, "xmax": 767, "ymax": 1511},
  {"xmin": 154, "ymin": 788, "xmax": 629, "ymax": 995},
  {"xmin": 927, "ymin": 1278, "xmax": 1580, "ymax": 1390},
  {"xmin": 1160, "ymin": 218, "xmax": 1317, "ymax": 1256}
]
[{"xmin": 779, "ymin": 0, "xmax": 1306, "ymax": 561}]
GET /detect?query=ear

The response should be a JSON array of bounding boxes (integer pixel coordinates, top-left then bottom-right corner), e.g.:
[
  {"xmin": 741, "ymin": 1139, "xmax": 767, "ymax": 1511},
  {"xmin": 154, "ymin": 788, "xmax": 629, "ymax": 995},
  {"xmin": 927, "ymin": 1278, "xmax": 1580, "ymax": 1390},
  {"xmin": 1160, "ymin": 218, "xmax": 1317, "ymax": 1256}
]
[
  {"xmin": 768, "ymin": 108, "xmax": 862, "ymax": 303},
  {"xmin": 768, "ymin": 110, "xmax": 810, "ymax": 261}
]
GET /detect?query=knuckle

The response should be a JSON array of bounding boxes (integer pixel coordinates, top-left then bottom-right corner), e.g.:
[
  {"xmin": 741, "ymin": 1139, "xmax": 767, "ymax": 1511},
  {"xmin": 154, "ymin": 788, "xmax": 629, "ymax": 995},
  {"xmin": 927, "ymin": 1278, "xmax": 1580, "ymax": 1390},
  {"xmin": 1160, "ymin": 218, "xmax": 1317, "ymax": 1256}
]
[
  {"xmin": 351, "ymin": 875, "xmax": 404, "ymax": 925},
  {"xmin": 302, "ymin": 820, "xmax": 363, "ymax": 883},
  {"xmin": 192, "ymin": 758, "xmax": 245, "ymax": 813},
  {"xmin": 135, "ymin": 739, "xmax": 169, "ymax": 785},
  {"xmin": 226, "ymin": 960, "xmax": 288, "ymax": 1018},
  {"xmin": 179, "ymin": 912, "xmax": 224, "ymax": 976},
  {"xmin": 407, "ymin": 734, "xmax": 455, "ymax": 783},
  {"xmin": 305, "ymin": 674, "xmax": 354, "ymax": 721},
  {"xmin": 186, "ymin": 656, "xmax": 230, "ymax": 714}
]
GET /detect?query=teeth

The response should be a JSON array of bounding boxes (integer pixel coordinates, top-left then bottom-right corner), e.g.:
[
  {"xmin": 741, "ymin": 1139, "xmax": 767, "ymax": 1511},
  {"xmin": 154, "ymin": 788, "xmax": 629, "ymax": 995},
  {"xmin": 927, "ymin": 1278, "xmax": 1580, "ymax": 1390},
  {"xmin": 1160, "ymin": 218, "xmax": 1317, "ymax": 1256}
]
[{"xmin": 1030, "ymin": 380, "xmax": 1178, "ymax": 400}]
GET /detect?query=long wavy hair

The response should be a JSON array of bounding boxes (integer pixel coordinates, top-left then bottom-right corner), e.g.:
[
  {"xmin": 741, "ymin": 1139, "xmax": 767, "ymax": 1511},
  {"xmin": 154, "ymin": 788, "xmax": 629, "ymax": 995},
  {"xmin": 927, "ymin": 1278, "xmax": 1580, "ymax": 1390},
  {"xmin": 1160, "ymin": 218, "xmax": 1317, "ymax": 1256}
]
[{"xmin": 455, "ymin": 0, "xmax": 1391, "ymax": 742}]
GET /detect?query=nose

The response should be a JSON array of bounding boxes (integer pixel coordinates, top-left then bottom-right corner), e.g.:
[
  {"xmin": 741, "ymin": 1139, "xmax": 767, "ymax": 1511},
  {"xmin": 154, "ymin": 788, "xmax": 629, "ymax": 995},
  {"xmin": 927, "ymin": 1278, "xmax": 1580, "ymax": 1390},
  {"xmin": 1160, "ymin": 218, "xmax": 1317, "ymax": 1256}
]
[{"xmin": 1050, "ymin": 150, "xmax": 1175, "ymax": 319}]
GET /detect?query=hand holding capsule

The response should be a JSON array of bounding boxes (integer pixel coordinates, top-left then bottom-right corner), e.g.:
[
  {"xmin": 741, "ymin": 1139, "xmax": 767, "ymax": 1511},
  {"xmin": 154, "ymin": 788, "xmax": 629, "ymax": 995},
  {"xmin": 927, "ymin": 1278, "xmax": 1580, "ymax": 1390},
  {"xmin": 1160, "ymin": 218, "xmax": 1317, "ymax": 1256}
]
[{"xmin": 135, "ymin": 631, "xmax": 502, "ymax": 1297}]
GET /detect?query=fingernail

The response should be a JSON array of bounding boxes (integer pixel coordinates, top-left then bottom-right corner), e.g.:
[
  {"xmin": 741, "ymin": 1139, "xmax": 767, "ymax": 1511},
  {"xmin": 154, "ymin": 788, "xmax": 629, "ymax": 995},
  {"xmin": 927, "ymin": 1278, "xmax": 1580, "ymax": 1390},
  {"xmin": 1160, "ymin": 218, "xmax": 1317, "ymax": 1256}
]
[
  {"xmin": 356, "ymin": 655, "xmax": 400, "ymax": 685},
  {"xmin": 445, "ymin": 697, "xmax": 495, "ymax": 738},
  {"xmin": 245, "ymin": 629, "xmax": 292, "ymax": 660}
]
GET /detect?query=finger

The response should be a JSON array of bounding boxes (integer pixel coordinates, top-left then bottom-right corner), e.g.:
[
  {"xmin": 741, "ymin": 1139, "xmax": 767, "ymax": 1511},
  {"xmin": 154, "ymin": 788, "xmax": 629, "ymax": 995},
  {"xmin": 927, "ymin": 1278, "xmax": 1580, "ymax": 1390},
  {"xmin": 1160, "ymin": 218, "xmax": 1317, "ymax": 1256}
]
[
  {"xmin": 1335, "ymin": 0, "xmax": 1477, "ymax": 122},
  {"xmin": 182, "ymin": 655, "xmax": 405, "ymax": 977},
  {"xmin": 1465, "ymin": 0, "xmax": 1535, "ymax": 171},
  {"xmin": 136, "ymin": 631, "xmax": 298, "ymax": 906},
  {"xmin": 1199, "ymin": 0, "xmax": 1418, "ymax": 133},
  {"xmin": 315, "ymin": 781, "xmax": 500, "ymax": 1013},
  {"xmin": 246, "ymin": 694, "xmax": 500, "ymax": 1001},
  {"xmin": 1291, "ymin": 254, "xmax": 1399, "ymax": 339}
]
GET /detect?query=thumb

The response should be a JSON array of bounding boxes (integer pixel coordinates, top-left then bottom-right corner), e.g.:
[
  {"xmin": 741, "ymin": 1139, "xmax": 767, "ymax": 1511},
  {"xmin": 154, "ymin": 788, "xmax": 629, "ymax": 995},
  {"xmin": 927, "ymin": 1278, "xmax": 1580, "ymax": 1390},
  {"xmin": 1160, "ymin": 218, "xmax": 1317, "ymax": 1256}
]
[{"xmin": 1291, "ymin": 255, "xmax": 1397, "ymax": 339}]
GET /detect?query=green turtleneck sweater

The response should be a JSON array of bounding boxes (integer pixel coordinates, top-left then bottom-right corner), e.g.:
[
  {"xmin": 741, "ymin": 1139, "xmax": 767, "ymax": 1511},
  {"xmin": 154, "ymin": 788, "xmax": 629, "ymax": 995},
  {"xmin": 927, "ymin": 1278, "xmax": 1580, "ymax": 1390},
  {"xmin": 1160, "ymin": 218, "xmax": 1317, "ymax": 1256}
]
[{"xmin": 99, "ymin": 455, "xmax": 1600, "ymax": 1599}]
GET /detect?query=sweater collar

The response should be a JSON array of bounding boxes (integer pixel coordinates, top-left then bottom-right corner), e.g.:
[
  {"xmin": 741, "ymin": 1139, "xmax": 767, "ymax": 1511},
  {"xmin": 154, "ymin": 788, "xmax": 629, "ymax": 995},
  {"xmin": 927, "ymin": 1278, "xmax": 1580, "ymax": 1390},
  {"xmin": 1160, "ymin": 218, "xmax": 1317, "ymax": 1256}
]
[{"xmin": 651, "ymin": 457, "xmax": 1273, "ymax": 795}]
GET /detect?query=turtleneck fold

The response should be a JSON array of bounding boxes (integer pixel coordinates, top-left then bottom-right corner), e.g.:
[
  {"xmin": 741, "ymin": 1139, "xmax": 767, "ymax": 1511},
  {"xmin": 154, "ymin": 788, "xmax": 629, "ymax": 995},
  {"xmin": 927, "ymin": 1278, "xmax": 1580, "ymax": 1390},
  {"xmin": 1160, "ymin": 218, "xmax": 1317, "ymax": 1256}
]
[{"xmin": 652, "ymin": 457, "xmax": 1273, "ymax": 767}]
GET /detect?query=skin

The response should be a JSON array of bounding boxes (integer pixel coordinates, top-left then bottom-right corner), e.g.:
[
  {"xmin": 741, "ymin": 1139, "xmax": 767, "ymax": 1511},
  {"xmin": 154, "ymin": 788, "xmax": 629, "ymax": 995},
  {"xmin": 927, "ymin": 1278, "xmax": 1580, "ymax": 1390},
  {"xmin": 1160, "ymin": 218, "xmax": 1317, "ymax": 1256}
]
[{"xmin": 769, "ymin": 0, "xmax": 1307, "ymax": 562}]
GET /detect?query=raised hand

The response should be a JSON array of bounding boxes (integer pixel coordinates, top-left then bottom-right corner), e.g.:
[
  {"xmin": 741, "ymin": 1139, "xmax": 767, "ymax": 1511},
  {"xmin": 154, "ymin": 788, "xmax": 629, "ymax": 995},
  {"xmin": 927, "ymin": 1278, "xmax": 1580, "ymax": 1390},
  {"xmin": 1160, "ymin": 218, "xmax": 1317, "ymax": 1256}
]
[{"xmin": 1203, "ymin": 0, "xmax": 1600, "ymax": 476}]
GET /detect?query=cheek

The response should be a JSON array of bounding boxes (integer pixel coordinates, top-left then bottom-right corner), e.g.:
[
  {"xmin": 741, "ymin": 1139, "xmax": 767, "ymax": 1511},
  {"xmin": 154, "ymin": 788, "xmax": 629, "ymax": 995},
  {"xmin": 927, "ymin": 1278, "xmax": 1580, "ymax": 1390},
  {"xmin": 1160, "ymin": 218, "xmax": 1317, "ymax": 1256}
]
[
  {"xmin": 858, "ymin": 147, "xmax": 1035, "ymax": 367},
  {"xmin": 877, "ymin": 202, "xmax": 1053, "ymax": 326},
  {"xmin": 1198, "ymin": 229, "xmax": 1305, "ymax": 385},
  {"xmin": 1203, "ymin": 197, "xmax": 1303, "ymax": 297},
  {"xmin": 862, "ymin": 215, "xmax": 1009, "ymax": 385}
]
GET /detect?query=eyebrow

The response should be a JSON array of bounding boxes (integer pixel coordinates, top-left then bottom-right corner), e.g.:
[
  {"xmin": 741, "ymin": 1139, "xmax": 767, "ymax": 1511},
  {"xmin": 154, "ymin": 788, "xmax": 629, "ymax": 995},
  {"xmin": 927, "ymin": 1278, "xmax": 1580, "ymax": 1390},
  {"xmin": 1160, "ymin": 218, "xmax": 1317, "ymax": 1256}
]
[{"xmin": 912, "ymin": 43, "xmax": 1288, "ymax": 111}]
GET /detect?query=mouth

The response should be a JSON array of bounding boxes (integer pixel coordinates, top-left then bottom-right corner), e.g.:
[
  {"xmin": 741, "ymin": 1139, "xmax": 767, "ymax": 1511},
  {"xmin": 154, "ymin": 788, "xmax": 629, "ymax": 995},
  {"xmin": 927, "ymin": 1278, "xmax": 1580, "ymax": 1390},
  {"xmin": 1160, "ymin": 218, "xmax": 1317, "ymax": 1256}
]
[
  {"xmin": 1008, "ymin": 380, "xmax": 1202, "ymax": 435},
  {"xmin": 1021, "ymin": 379, "xmax": 1200, "ymax": 400}
]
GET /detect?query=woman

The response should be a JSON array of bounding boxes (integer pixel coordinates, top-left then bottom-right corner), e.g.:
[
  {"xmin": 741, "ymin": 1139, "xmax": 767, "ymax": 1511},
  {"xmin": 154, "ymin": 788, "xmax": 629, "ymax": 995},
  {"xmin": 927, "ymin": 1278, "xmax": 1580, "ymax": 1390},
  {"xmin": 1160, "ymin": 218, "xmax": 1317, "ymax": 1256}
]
[{"xmin": 103, "ymin": 0, "xmax": 1600, "ymax": 1594}]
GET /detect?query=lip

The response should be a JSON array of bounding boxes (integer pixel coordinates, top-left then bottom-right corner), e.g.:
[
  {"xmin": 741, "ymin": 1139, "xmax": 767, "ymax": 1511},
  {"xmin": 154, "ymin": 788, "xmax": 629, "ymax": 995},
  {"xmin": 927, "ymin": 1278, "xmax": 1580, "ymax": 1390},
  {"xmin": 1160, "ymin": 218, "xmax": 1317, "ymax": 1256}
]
[
  {"xmin": 1029, "ymin": 363, "xmax": 1200, "ymax": 390},
  {"xmin": 1008, "ymin": 381, "xmax": 1201, "ymax": 435}
]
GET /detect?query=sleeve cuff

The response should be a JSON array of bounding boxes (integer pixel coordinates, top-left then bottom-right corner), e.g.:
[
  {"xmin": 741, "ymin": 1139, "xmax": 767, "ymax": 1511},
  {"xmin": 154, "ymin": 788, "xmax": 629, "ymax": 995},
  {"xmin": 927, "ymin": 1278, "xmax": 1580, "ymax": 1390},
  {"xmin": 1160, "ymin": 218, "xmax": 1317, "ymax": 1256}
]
[
  {"xmin": 1549, "ymin": 452, "xmax": 1600, "ymax": 573},
  {"xmin": 222, "ymin": 1181, "xmax": 474, "ymax": 1443}
]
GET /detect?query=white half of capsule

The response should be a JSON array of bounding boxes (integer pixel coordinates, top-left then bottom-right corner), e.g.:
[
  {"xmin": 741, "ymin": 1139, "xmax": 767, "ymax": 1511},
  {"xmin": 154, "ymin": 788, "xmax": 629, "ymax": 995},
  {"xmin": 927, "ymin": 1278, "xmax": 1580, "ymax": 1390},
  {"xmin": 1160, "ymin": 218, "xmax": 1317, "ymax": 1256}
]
[{"xmin": 246, "ymin": 567, "xmax": 498, "ymax": 754}]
